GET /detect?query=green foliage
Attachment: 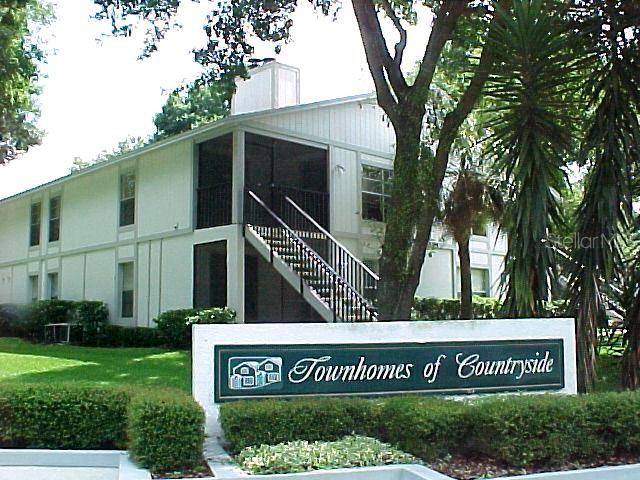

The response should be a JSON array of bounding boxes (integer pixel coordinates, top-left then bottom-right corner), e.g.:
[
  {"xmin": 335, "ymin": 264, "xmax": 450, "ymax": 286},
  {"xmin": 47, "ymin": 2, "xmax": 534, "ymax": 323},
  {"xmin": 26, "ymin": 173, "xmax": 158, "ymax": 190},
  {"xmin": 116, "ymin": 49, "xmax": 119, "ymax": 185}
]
[
  {"xmin": 99, "ymin": 325, "xmax": 164, "ymax": 348},
  {"xmin": 237, "ymin": 436, "xmax": 418, "ymax": 475},
  {"xmin": 486, "ymin": 0, "xmax": 577, "ymax": 317},
  {"xmin": 70, "ymin": 136, "xmax": 148, "ymax": 172},
  {"xmin": 0, "ymin": 0, "xmax": 51, "ymax": 162},
  {"xmin": 220, "ymin": 398, "xmax": 381, "ymax": 454},
  {"xmin": 223, "ymin": 392, "xmax": 640, "ymax": 469},
  {"xmin": 5, "ymin": 299, "xmax": 109, "ymax": 344},
  {"xmin": 382, "ymin": 396, "xmax": 469, "ymax": 461},
  {"xmin": 128, "ymin": 391, "xmax": 205, "ymax": 473},
  {"xmin": 566, "ymin": 1, "xmax": 640, "ymax": 391},
  {"xmin": 413, "ymin": 296, "xmax": 502, "ymax": 320},
  {"xmin": 0, "ymin": 383, "xmax": 205, "ymax": 474},
  {"xmin": 23, "ymin": 300, "xmax": 76, "ymax": 341},
  {"xmin": 154, "ymin": 307, "xmax": 236, "ymax": 349},
  {"xmin": 0, "ymin": 384, "xmax": 130, "ymax": 449},
  {"xmin": 74, "ymin": 301, "xmax": 109, "ymax": 345},
  {"xmin": 154, "ymin": 81, "xmax": 232, "ymax": 139}
]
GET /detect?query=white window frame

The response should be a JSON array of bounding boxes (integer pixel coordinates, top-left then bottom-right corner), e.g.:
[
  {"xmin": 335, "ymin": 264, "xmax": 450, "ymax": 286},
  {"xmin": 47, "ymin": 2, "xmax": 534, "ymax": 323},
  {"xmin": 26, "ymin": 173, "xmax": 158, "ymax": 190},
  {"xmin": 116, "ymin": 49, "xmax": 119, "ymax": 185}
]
[
  {"xmin": 361, "ymin": 164, "xmax": 393, "ymax": 223},
  {"xmin": 119, "ymin": 171, "xmax": 136, "ymax": 227}
]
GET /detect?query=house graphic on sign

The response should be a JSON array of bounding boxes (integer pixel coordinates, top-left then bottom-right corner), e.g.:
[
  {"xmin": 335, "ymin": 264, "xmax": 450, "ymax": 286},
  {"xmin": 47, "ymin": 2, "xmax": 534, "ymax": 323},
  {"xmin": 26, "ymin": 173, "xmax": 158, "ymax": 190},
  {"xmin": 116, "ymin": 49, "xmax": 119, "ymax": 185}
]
[{"xmin": 229, "ymin": 357, "xmax": 283, "ymax": 390}]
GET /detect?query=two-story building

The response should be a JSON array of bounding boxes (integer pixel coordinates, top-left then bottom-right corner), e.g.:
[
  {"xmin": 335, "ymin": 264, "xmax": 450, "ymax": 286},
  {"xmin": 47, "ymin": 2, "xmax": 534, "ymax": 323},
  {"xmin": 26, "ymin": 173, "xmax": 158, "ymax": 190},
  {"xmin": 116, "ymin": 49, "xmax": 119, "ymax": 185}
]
[{"xmin": 0, "ymin": 61, "xmax": 507, "ymax": 325}]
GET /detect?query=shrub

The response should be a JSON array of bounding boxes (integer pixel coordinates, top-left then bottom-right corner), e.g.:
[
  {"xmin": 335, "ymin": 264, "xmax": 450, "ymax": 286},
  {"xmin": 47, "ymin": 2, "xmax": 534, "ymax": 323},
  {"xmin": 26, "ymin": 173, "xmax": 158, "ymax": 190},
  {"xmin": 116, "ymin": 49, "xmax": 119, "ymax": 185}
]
[
  {"xmin": 412, "ymin": 296, "xmax": 502, "ymax": 320},
  {"xmin": 99, "ymin": 325, "xmax": 164, "ymax": 348},
  {"xmin": 22, "ymin": 300, "xmax": 77, "ymax": 341},
  {"xmin": 237, "ymin": 436, "xmax": 418, "ymax": 475},
  {"xmin": 382, "ymin": 396, "xmax": 470, "ymax": 461},
  {"xmin": 154, "ymin": 307, "xmax": 236, "ymax": 349},
  {"xmin": 0, "ymin": 384, "xmax": 130, "ymax": 449},
  {"xmin": 0, "ymin": 384, "xmax": 205, "ymax": 474},
  {"xmin": 74, "ymin": 301, "xmax": 109, "ymax": 345},
  {"xmin": 0, "ymin": 304, "xmax": 28, "ymax": 337},
  {"xmin": 128, "ymin": 391, "xmax": 205, "ymax": 473},
  {"xmin": 222, "ymin": 392, "xmax": 640, "ymax": 470},
  {"xmin": 220, "ymin": 398, "xmax": 381, "ymax": 454}
]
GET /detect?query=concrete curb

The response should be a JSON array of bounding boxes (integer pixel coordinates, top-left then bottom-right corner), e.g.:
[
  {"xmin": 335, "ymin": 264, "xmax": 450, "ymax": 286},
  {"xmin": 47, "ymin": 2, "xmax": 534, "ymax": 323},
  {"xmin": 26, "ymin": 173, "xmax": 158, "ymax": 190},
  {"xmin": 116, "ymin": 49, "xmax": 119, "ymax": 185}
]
[{"xmin": 0, "ymin": 449, "xmax": 150, "ymax": 480}]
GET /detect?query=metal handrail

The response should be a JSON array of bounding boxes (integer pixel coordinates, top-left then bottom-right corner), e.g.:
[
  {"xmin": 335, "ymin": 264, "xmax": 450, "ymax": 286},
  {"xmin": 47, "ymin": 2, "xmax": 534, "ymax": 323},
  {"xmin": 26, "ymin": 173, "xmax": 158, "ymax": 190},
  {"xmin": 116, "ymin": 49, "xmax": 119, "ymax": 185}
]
[
  {"xmin": 245, "ymin": 190, "xmax": 377, "ymax": 322},
  {"xmin": 282, "ymin": 194, "xmax": 379, "ymax": 280}
]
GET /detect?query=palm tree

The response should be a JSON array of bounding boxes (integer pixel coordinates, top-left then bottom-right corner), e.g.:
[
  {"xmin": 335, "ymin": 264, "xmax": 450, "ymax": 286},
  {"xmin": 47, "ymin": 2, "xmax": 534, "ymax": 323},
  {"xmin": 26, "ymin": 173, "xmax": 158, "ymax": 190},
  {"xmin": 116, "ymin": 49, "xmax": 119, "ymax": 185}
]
[
  {"xmin": 621, "ymin": 232, "xmax": 640, "ymax": 389},
  {"xmin": 484, "ymin": 0, "xmax": 640, "ymax": 390},
  {"xmin": 565, "ymin": 0, "xmax": 640, "ymax": 391},
  {"xmin": 484, "ymin": 0, "xmax": 577, "ymax": 318},
  {"xmin": 442, "ymin": 167, "xmax": 503, "ymax": 319}
]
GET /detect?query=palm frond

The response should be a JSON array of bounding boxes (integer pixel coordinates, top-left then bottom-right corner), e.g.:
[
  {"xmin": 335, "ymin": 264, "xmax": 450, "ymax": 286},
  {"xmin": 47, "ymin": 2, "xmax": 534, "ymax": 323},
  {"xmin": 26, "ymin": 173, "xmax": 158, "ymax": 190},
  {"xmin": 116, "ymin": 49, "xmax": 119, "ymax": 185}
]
[{"xmin": 484, "ymin": 0, "xmax": 579, "ymax": 317}]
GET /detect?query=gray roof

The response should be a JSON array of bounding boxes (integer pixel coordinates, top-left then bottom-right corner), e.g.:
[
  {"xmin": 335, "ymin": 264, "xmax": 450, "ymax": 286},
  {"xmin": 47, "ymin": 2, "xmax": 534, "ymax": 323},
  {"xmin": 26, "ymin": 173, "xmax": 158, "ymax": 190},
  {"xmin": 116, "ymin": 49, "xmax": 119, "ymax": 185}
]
[{"xmin": 1, "ymin": 92, "xmax": 377, "ymax": 204}]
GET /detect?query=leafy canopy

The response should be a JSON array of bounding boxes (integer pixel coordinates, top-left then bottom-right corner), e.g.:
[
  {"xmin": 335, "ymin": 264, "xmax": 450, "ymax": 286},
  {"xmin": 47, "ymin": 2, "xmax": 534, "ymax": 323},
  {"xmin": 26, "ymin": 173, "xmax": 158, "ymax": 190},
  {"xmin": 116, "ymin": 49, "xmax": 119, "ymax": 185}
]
[{"xmin": 0, "ymin": 0, "xmax": 51, "ymax": 164}]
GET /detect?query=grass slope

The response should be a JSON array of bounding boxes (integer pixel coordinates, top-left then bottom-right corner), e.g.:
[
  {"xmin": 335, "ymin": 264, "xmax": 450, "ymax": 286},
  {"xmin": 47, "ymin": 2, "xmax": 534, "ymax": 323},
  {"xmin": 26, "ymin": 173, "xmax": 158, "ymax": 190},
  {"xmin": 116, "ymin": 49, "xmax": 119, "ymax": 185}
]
[
  {"xmin": 0, "ymin": 337, "xmax": 190, "ymax": 392},
  {"xmin": 0, "ymin": 337, "xmax": 622, "ymax": 394}
]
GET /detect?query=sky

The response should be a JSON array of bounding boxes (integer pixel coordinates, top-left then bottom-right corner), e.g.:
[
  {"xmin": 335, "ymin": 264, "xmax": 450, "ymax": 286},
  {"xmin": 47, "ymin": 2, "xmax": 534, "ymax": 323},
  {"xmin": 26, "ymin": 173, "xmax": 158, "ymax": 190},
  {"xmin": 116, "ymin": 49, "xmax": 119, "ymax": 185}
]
[{"xmin": 0, "ymin": 1, "xmax": 432, "ymax": 200}]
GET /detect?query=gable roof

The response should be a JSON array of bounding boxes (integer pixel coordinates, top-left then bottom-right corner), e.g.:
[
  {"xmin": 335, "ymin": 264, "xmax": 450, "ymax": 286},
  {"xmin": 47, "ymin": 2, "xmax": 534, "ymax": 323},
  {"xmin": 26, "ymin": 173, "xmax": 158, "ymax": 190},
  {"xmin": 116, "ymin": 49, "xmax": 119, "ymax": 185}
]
[{"xmin": 0, "ymin": 92, "xmax": 377, "ymax": 205}]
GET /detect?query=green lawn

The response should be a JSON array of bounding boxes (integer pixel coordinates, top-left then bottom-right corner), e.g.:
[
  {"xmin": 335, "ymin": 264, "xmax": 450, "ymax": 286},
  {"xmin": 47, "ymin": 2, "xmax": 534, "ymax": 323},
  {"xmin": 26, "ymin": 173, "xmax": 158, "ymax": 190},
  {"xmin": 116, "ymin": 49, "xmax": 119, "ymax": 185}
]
[
  {"xmin": 0, "ymin": 337, "xmax": 622, "ymax": 394},
  {"xmin": 0, "ymin": 337, "xmax": 191, "ymax": 392}
]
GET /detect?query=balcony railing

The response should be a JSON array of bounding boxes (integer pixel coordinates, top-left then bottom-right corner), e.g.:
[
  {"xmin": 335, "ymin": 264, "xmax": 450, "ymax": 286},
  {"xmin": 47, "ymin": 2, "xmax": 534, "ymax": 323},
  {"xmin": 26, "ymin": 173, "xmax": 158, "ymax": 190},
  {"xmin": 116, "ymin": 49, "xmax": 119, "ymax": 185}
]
[{"xmin": 197, "ymin": 184, "xmax": 232, "ymax": 229}]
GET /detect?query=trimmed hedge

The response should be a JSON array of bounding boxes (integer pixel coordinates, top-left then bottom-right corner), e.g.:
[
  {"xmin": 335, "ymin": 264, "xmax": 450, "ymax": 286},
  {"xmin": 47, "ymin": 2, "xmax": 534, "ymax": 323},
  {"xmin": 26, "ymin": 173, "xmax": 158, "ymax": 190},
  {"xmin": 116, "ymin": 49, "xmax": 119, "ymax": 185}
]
[
  {"xmin": 0, "ymin": 384, "xmax": 204, "ymax": 474},
  {"xmin": 154, "ymin": 307, "xmax": 236, "ymax": 349},
  {"xmin": 220, "ymin": 392, "xmax": 640, "ymax": 468},
  {"xmin": 98, "ymin": 325, "xmax": 165, "ymax": 348},
  {"xmin": 220, "ymin": 398, "xmax": 381, "ymax": 454},
  {"xmin": 413, "ymin": 296, "xmax": 501, "ymax": 320},
  {"xmin": 412, "ymin": 297, "xmax": 568, "ymax": 321},
  {"xmin": 0, "ymin": 384, "xmax": 129, "ymax": 449},
  {"xmin": 381, "ymin": 396, "xmax": 469, "ymax": 460},
  {"xmin": 128, "ymin": 391, "xmax": 205, "ymax": 473}
]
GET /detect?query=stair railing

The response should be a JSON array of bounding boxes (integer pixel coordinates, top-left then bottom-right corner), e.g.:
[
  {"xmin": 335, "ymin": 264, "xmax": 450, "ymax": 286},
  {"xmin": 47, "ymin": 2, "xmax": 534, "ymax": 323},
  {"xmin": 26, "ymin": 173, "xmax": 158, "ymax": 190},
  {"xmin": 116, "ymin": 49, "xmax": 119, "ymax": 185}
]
[
  {"xmin": 245, "ymin": 189, "xmax": 377, "ymax": 322},
  {"xmin": 274, "ymin": 187, "xmax": 379, "ymax": 304}
]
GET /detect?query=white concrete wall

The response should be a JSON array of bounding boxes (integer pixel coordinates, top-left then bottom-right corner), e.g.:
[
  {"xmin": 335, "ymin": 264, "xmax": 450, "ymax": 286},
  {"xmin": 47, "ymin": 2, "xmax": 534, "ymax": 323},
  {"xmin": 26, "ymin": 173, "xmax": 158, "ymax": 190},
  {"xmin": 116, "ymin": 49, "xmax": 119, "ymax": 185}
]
[{"xmin": 193, "ymin": 319, "xmax": 577, "ymax": 436}]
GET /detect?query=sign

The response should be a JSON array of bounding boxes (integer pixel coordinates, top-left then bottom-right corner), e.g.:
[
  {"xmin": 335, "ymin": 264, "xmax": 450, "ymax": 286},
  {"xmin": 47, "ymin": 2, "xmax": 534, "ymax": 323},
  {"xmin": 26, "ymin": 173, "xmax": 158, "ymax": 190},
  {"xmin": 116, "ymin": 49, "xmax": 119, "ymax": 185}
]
[
  {"xmin": 213, "ymin": 339, "xmax": 564, "ymax": 402},
  {"xmin": 192, "ymin": 320, "xmax": 577, "ymax": 435}
]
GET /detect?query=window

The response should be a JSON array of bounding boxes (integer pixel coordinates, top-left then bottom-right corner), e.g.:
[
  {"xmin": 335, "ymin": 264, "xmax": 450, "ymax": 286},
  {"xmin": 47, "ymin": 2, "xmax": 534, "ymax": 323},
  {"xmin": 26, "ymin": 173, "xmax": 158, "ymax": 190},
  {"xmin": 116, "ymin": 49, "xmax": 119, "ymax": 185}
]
[
  {"xmin": 471, "ymin": 220, "xmax": 488, "ymax": 237},
  {"xmin": 48, "ymin": 272, "xmax": 59, "ymax": 300},
  {"xmin": 29, "ymin": 202, "xmax": 41, "ymax": 246},
  {"xmin": 119, "ymin": 262, "xmax": 134, "ymax": 318},
  {"xmin": 29, "ymin": 275, "xmax": 39, "ymax": 302},
  {"xmin": 119, "ymin": 172, "xmax": 135, "ymax": 227},
  {"xmin": 193, "ymin": 241, "xmax": 227, "ymax": 309},
  {"xmin": 49, "ymin": 196, "xmax": 61, "ymax": 242},
  {"xmin": 362, "ymin": 165, "xmax": 392, "ymax": 222},
  {"xmin": 471, "ymin": 268, "xmax": 490, "ymax": 297}
]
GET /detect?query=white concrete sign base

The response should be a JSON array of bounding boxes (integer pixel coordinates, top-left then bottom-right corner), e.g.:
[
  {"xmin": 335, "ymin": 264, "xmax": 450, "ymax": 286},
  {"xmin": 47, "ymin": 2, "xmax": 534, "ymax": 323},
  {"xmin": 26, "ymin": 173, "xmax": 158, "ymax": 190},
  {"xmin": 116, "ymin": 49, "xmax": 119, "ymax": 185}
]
[{"xmin": 193, "ymin": 319, "xmax": 577, "ymax": 436}]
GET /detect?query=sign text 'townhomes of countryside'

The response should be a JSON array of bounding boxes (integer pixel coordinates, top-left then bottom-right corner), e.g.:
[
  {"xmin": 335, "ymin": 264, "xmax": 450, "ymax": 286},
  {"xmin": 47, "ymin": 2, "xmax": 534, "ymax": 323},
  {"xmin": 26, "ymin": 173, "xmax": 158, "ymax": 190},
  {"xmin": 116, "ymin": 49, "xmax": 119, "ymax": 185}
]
[{"xmin": 214, "ymin": 340, "xmax": 564, "ymax": 402}]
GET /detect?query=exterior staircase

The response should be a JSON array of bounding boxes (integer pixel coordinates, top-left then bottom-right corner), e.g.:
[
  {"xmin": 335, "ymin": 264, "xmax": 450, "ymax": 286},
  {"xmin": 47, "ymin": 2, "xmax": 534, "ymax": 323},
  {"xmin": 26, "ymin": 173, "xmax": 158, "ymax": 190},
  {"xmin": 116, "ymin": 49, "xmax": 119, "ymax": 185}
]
[{"xmin": 244, "ymin": 189, "xmax": 378, "ymax": 322}]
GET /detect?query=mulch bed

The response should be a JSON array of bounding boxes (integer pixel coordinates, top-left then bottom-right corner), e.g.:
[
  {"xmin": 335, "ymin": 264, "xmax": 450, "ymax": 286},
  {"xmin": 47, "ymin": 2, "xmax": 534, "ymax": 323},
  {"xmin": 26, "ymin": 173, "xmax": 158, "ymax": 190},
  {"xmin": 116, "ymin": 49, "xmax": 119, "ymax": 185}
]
[
  {"xmin": 152, "ymin": 460, "xmax": 213, "ymax": 479},
  {"xmin": 429, "ymin": 453, "xmax": 640, "ymax": 479}
]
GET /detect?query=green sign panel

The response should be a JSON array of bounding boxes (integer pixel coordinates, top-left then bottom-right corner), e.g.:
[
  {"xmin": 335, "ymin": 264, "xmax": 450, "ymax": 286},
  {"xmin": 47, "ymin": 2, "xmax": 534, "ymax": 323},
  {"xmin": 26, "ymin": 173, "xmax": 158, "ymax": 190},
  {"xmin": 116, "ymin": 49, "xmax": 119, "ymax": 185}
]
[{"xmin": 214, "ymin": 340, "xmax": 564, "ymax": 402}]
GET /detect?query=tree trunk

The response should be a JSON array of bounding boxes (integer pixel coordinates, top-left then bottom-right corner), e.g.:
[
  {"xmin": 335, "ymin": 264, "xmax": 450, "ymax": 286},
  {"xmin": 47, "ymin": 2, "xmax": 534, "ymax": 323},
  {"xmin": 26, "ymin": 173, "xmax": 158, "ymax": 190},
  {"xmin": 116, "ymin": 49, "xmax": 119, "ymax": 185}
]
[
  {"xmin": 377, "ymin": 112, "xmax": 427, "ymax": 321},
  {"xmin": 457, "ymin": 235, "xmax": 473, "ymax": 319},
  {"xmin": 622, "ymin": 293, "xmax": 640, "ymax": 389}
]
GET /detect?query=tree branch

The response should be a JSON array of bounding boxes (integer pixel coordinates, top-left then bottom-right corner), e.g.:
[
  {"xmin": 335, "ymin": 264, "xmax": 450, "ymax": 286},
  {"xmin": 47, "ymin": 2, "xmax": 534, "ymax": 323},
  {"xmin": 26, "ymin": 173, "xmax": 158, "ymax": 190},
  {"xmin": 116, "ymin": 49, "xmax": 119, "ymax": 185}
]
[
  {"xmin": 413, "ymin": 1, "xmax": 466, "ymax": 95},
  {"xmin": 352, "ymin": 0, "xmax": 407, "ymax": 116},
  {"xmin": 407, "ymin": 2, "xmax": 506, "ymax": 281},
  {"xmin": 379, "ymin": 0, "xmax": 407, "ymax": 66}
]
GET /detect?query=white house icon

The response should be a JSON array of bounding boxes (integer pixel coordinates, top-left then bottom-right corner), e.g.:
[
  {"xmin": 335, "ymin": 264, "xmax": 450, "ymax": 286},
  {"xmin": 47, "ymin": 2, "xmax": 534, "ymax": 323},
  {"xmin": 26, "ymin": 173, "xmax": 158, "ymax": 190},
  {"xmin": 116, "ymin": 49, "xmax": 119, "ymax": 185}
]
[{"xmin": 229, "ymin": 357, "xmax": 283, "ymax": 390}]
